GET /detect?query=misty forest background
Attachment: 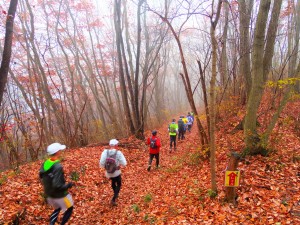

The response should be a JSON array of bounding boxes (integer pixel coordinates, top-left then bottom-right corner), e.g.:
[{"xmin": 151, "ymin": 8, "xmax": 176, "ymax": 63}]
[{"xmin": 0, "ymin": 0, "xmax": 300, "ymax": 182}]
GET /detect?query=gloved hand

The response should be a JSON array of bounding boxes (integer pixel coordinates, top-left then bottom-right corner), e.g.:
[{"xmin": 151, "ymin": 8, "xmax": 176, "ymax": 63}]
[{"xmin": 66, "ymin": 182, "xmax": 74, "ymax": 189}]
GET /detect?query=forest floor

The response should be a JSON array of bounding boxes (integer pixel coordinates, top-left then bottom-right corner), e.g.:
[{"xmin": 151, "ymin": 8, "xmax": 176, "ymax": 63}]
[{"xmin": 1, "ymin": 102, "xmax": 300, "ymax": 224}]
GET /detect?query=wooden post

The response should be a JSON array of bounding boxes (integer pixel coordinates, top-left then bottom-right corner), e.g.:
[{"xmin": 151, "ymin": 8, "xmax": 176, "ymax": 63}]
[{"xmin": 224, "ymin": 152, "xmax": 240, "ymax": 205}]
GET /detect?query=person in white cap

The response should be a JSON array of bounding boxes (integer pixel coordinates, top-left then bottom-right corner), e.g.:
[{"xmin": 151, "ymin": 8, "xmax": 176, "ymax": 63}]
[
  {"xmin": 39, "ymin": 143, "xmax": 74, "ymax": 225},
  {"xmin": 99, "ymin": 139, "xmax": 127, "ymax": 206}
]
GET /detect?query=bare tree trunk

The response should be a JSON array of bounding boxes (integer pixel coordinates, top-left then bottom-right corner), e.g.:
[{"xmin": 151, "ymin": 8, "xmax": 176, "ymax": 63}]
[
  {"xmin": 244, "ymin": 0, "xmax": 271, "ymax": 152},
  {"xmin": 0, "ymin": 0, "xmax": 19, "ymax": 105},
  {"xmin": 209, "ymin": 0, "xmax": 222, "ymax": 194},
  {"xmin": 238, "ymin": 0, "xmax": 254, "ymax": 103},
  {"xmin": 133, "ymin": 0, "xmax": 144, "ymax": 139},
  {"xmin": 155, "ymin": 48, "xmax": 169, "ymax": 124},
  {"xmin": 114, "ymin": 0, "xmax": 135, "ymax": 133},
  {"xmin": 122, "ymin": 1, "xmax": 138, "ymax": 128},
  {"xmin": 288, "ymin": 0, "xmax": 300, "ymax": 90},
  {"xmin": 219, "ymin": 2, "xmax": 229, "ymax": 87},
  {"xmin": 197, "ymin": 60, "xmax": 210, "ymax": 139},
  {"xmin": 263, "ymin": 0, "xmax": 283, "ymax": 82},
  {"xmin": 244, "ymin": 0, "xmax": 282, "ymax": 155}
]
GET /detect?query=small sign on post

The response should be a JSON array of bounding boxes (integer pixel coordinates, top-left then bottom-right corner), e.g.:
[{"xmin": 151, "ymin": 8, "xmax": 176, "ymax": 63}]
[{"xmin": 225, "ymin": 170, "xmax": 240, "ymax": 187}]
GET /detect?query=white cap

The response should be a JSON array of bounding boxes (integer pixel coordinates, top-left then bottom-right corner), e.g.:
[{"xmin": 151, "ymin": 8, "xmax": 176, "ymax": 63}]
[
  {"xmin": 47, "ymin": 143, "xmax": 66, "ymax": 155},
  {"xmin": 109, "ymin": 139, "xmax": 119, "ymax": 146}
]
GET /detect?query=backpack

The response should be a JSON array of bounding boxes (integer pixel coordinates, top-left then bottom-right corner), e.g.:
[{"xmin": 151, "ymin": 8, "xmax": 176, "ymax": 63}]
[
  {"xmin": 178, "ymin": 120, "xmax": 184, "ymax": 130},
  {"xmin": 104, "ymin": 150, "xmax": 118, "ymax": 173},
  {"xmin": 150, "ymin": 138, "xmax": 157, "ymax": 149},
  {"xmin": 169, "ymin": 124, "xmax": 176, "ymax": 133}
]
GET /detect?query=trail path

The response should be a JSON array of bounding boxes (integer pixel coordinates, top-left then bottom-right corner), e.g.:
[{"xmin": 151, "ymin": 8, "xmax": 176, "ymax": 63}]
[{"xmin": 0, "ymin": 118, "xmax": 299, "ymax": 224}]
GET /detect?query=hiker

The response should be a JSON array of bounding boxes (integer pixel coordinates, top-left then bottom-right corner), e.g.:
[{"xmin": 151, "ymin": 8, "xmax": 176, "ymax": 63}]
[
  {"xmin": 99, "ymin": 139, "xmax": 127, "ymax": 206},
  {"xmin": 190, "ymin": 112, "xmax": 195, "ymax": 125},
  {"xmin": 178, "ymin": 116, "xmax": 185, "ymax": 141},
  {"xmin": 187, "ymin": 112, "xmax": 194, "ymax": 132},
  {"xmin": 182, "ymin": 116, "xmax": 188, "ymax": 135},
  {"xmin": 168, "ymin": 119, "xmax": 178, "ymax": 152},
  {"xmin": 146, "ymin": 130, "xmax": 161, "ymax": 171},
  {"xmin": 39, "ymin": 143, "xmax": 74, "ymax": 225}
]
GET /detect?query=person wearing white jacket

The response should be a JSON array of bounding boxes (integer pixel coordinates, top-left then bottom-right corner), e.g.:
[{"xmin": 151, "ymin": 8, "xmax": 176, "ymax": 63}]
[{"xmin": 99, "ymin": 139, "xmax": 127, "ymax": 206}]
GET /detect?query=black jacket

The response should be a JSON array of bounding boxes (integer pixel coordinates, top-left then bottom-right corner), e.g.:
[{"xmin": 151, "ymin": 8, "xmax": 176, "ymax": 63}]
[{"xmin": 39, "ymin": 160, "xmax": 70, "ymax": 198}]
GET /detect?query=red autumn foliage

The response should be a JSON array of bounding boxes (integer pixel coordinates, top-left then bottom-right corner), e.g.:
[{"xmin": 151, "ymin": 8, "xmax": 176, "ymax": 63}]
[{"xmin": 0, "ymin": 101, "xmax": 300, "ymax": 224}]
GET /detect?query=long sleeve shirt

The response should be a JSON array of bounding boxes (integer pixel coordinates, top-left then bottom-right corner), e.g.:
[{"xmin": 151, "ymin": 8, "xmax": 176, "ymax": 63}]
[{"xmin": 99, "ymin": 148, "xmax": 127, "ymax": 178}]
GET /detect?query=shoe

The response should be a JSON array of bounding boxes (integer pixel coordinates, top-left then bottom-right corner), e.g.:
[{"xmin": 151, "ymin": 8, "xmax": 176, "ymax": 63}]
[
  {"xmin": 156, "ymin": 165, "xmax": 160, "ymax": 169},
  {"xmin": 110, "ymin": 199, "xmax": 117, "ymax": 206},
  {"xmin": 169, "ymin": 148, "xmax": 172, "ymax": 153},
  {"xmin": 147, "ymin": 165, "xmax": 151, "ymax": 171}
]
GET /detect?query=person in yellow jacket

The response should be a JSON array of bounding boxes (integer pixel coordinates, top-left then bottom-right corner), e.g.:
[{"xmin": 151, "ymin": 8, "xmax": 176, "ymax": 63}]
[
  {"xmin": 168, "ymin": 119, "xmax": 178, "ymax": 152},
  {"xmin": 182, "ymin": 116, "xmax": 188, "ymax": 135}
]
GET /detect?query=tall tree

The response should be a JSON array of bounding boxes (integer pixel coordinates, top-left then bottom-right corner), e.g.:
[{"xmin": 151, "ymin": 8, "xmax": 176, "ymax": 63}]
[
  {"xmin": 209, "ymin": 0, "xmax": 222, "ymax": 194},
  {"xmin": 244, "ymin": 0, "xmax": 283, "ymax": 155},
  {"xmin": 219, "ymin": 1, "xmax": 229, "ymax": 88},
  {"xmin": 114, "ymin": 0, "xmax": 135, "ymax": 134},
  {"xmin": 238, "ymin": 0, "xmax": 254, "ymax": 103},
  {"xmin": 0, "ymin": 0, "xmax": 19, "ymax": 105},
  {"xmin": 288, "ymin": 0, "xmax": 300, "ymax": 91}
]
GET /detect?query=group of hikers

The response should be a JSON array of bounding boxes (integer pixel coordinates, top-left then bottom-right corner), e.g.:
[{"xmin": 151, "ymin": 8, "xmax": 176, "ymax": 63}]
[
  {"xmin": 38, "ymin": 112, "xmax": 194, "ymax": 224},
  {"xmin": 146, "ymin": 112, "xmax": 194, "ymax": 172}
]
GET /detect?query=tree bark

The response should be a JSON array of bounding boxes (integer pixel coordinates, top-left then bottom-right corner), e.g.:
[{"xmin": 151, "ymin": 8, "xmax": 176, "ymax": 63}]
[
  {"xmin": 244, "ymin": 0, "xmax": 271, "ymax": 153},
  {"xmin": 209, "ymin": 0, "xmax": 222, "ymax": 194},
  {"xmin": 0, "ymin": 0, "xmax": 19, "ymax": 105},
  {"xmin": 238, "ymin": 0, "xmax": 254, "ymax": 103},
  {"xmin": 197, "ymin": 60, "xmax": 210, "ymax": 137},
  {"xmin": 244, "ymin": 0, "xmax": 283, "ymax": 155},
  {"xmin": 263, "ymin": 0, "xmax": 283, "ymax": 82},
  {"xmin": 114, "ymin": 0, "xmax": 135, "ymax": 133},
  {"xmin": 219, "ymin": 2, "xmax": 229, "ymax": 87}
]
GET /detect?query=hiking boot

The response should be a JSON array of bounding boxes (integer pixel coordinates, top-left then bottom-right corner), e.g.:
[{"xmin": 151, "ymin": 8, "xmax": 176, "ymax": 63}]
[
  {"xmin": 169, "ymin": 148, "xmax": 172, "ymax": 153},
  {"xmin": 147, "ymin": 165, "xmax": 151, "ymax": 171}
]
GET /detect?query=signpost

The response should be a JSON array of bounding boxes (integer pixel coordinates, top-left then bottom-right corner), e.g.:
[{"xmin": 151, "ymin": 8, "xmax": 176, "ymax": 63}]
[
  {"xmin": 225, "ymin": 171, "xmax": 240, "ymax": 187},
  {"xmin": 224, "ymin": 152, "xmax": 241, "ymax": 204}
]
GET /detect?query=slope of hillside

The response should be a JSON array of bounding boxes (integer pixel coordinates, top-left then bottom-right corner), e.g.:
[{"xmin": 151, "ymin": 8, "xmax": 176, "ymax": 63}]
[{"xmin": 0, "ymin": 109, "xmax": 300, "ymax": 224}]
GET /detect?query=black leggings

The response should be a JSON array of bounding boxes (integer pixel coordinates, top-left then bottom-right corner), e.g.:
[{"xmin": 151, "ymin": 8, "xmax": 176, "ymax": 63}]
[
  {"xmin": 170, "ymin": 135, "xmax": 177, "ymax": 148},
  {"xmin": 178, "ymin": 129, "xmax": 185, "ymax": 140},
  {"xmin": 148, "ymin": 153, "xmax": 159, "ymax": 167},
  {"xmin": 49, "ymin": 206, "xmax": 73, "ymax": 225},
  {"xmin": 111, "ymin": 175, "xmax": 122, "ymax": 201}
]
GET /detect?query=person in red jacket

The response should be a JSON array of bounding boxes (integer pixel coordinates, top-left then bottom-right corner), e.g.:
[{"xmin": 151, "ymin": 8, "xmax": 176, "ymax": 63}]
[{"xmin": 146, "ymin": 130, "xmax": 161, "ymax": 171}]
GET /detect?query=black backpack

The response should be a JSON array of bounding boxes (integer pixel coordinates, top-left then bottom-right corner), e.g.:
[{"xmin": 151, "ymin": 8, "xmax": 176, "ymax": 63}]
[
  {"xmin": 178, "ymin": 120, "xmax": 184, "ymax": 130},
  {"xmin": 150, "ymin": 138, "xmax": 157, "ymax": 149},
  {"xmin": 104, "ymin": 150, "xmax": 118, "ymax": 173}
]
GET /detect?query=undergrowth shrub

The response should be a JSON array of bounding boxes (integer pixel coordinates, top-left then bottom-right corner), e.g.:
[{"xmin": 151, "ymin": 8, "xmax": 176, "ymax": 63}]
[
  {"xmin": 70, "ymin": 171, "xmax": 80, "ymax": 181},
  {"xmin": 144, "ymin": 193, "xmax": 152, "ymax": 203},
  {"xmin": 143, "ymin": 214, "xmax": 156, "ymax": 224},
  {"xmin": 207, "ymin": 189, "xmax": 218, "ymax": 198},
  {"xmin": 132, "ymin": 204, "xmax": 140, "ymax": 213}
]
